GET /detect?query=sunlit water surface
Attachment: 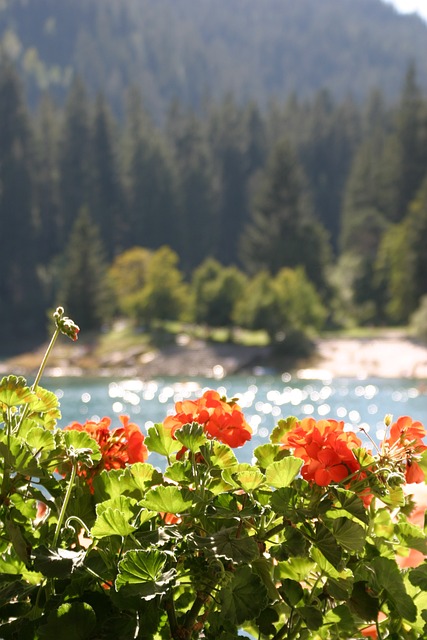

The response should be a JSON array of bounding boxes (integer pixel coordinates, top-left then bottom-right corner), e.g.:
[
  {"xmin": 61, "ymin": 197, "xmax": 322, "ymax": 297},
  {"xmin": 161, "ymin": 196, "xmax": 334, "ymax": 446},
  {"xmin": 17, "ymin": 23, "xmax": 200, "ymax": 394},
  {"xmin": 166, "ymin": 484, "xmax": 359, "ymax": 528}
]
[{"xmin": 46, "ymin": 374, "xmax": 427, "ymax": 464}]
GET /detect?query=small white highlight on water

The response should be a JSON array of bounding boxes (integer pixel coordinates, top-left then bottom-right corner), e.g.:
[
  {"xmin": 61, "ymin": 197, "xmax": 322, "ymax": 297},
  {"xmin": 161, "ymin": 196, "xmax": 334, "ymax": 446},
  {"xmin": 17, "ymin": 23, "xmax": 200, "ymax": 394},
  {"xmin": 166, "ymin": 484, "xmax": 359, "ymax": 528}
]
[
  {"xmin": 368, "ymin": 404, "xmax": 378, "ymax": 415},
  {"xmin": 258, "ymin": 427, "xmax": 269, "ymax": 438},
  {"xmin": 112, "ymin": 401, "xmax": 124, "ymax": 413},
  {"xmin": 337, "ymin": 406, "xmax": 347, "ymax": 418},
  {"xmin": 317, "ymin": 404, "xmax": 331, "ymax": 416},
  {"xmin": 348, "ymin": 410, "xmax": 361, "ymax": 423},
  {"xmin": 81, "ymin": 393, "xmax": 91, "ymax": 403}
]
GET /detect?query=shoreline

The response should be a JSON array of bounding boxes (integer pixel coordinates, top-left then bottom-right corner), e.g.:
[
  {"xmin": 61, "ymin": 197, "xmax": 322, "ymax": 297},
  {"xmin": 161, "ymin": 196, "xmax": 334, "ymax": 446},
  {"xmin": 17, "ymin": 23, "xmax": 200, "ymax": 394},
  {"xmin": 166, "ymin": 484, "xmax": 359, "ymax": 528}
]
[{"xmin": 2, "ymin": 333, "xmax": 427, "ymax": 380}]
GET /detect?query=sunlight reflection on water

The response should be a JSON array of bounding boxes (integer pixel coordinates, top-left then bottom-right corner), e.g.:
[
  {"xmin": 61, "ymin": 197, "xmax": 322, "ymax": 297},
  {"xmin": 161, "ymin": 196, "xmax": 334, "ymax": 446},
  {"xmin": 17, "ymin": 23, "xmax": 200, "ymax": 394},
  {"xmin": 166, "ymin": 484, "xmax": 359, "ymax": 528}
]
[{"xmin": 47, "ymin": 374, "xmax": 427, "ymax": 464}]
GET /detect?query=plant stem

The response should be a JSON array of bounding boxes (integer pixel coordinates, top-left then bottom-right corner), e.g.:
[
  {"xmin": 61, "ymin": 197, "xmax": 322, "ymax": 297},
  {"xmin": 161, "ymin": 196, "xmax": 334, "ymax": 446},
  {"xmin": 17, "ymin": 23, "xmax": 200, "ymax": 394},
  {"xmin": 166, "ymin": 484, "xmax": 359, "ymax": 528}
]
[
  {"xmin": 52, "ymin": 460, "xmax": 77, "ymax": 548},
  {"xmin": 16, "ymin": 326, "xmax": 61, "ymax": 435}
]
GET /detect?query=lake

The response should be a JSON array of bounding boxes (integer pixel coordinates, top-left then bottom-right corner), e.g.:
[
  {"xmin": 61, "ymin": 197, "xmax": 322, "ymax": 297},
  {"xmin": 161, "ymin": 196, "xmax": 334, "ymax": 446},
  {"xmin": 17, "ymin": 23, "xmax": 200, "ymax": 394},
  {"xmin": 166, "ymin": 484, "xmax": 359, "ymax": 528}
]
[{"xmin": 46, "ymin": 374, "xmax": 427, "ymax": 463}]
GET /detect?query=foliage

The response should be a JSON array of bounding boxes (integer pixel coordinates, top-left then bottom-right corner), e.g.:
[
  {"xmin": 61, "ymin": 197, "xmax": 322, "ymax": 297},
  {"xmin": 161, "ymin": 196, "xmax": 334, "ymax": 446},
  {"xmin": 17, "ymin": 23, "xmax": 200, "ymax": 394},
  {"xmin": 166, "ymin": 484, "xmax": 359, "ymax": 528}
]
[
  {"xmin": 2, "ymin": 311, "xmax": 427, "ymax": 639},
  {"xmin": 108, "ymin": 247, "xmax": 153, "ymax": 316},
  {"xmin": 1, "ymin": 0, "xmax": 427, "ymax": 114},
  {"xmin": 123, "ymin": 246, "xmax": 189, "ymax": 327},
  {"xmin": 234, "ymin": 267, "xmax": 326, "ymax": 346},
  {"xmin": 191, "ymin": 258, "xmax": 247, "ymax": 328},
  {"xmin": 410, "ymin": 295, "xmax": 427, "ymax": 342}
]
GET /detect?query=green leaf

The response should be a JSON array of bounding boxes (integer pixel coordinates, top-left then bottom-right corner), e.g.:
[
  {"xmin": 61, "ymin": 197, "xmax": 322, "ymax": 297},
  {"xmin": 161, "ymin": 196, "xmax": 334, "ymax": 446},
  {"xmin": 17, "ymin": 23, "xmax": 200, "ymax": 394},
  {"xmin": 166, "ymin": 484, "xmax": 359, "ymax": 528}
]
[
  {"xmin": 164, "ymin": 460, "xmax": 193, "ymax": 483},
  {"xmin": 196, "ymin": 527, "xmax": 260, "ymax": 563},
  {"xmin": 370, "ymin": 556, "xmax": 417, "ymax": 622},
  {"xmin": 63, "ymin": 430, "xmax": 101, "ymax": 465},
  {"xmin": 297, "ymin": 605, "xmax": 323, "ymax": 630},
  {"xmin": 130, "ymin": 462, "xmax": 162, "ymax": 492},
  {"xmin": 331, "ymin": 517, "xmax": 366, "ymax": 553},
  {"xmin": 265, "ymin": 456, "xmax": 303, "ymax": 488},
  {"xmin": 409, "ymin": 564, "xmax": 427, "ymax": 591},
  {"xmin": 140, "ymin": 485, "xmax": 193, "ymax": 513},
  {"xmin": 174, "ymin": 421, "xmax": 208, "ymax": 452},
  {"xmin": 92, "ymin": 468, "xmax": 133, "ymax": 500},
  {"xmin": 323, "ymin": 604, "xmax": 357, "ymax": 635},
  {"xmin": 30, "ymin": 387, "xmax": 60, "ymax": 414},
  {"xmin": 276, "ymin": 557, "xmax": 316, "ymax": 582},
  {"xmin": 314, "ymin": 522, "xmax": 342, "ymax": 567},
  {"xmin": 38, "ymin": 602, "xmax": 96, "ymax": 639},
  {"xmin": 0, "ymin": 436, "xmax": 42, "ymax": 477},
  {"xmin": 270, "ymin": 416, "xmax": 298, "ymax": 444},
  {"xmin": 279, "ymin": 579, "xmax": 304, "ymax": 606},
  {"xmin": 202, "ymin": 440, "xmax": 238, "ymax": 468},
  {"xmin": 96, "ymin": 495, "xmax": 137, "ymax": 521},
  {"xmin": 219, "ymin": 566, "xmax": 268, "ymax": 625},
  {"xmin": 91, "ymin": 507, "xmax": 136, "ymax": 538},
  {"xmin": 251, "ymin": 558, "xmax": 281, "ymax": 602},
  {"xmin": 0, "ymin": 375, "xmax": 33, "ymax": 408},
  {"xmin": 116, "ymin": 549, "xmax": 176, "ymax": 599},
  {"xmin": 145, "ymin": 423, "xmax": 182, "ymax": 457},
  {"xmin": 25, "ymin": 427, "xmax": 55, "ymax": 458},
  {"xmin": 334, "ymin": 488, "xmax": 369, "ymax": 525},
  {"xmin": 253, "ymin": 443, "xmax": 288, "ymax": 469},
  {"xmin": 348, "ymin": 581, "xmax": 381, "ymax": 622},
  {"xmin": 396, "ymin": 520, "xmax": 427, "ymax": 553},
  {"xmin": 222, "ymin": 464, "xmax": 266, "ymax": 492},
  {"xmin": 33, "ymin": 546, "xmax": 85, "ymax": 579}
]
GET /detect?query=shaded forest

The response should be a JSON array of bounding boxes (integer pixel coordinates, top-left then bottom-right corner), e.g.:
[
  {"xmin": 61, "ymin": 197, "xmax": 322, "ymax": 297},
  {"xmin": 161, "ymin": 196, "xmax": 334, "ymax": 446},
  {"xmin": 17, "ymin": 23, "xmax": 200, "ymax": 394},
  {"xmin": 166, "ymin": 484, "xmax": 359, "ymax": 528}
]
[
  {"xmin": 1, "ymin": 55, "xmax": 427, "ymax": 351},
  {"xmin": 0, "ymin": 0, "xmax": 427, "ymax": 115}
]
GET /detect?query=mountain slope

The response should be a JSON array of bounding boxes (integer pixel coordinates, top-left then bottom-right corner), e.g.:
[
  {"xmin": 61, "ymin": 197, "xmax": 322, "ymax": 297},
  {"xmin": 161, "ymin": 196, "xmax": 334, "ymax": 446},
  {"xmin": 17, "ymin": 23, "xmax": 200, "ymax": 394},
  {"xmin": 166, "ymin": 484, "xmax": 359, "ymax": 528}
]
[{"xmin": 0, "ymin": 0, "xmax": 426, "ymax": 114}]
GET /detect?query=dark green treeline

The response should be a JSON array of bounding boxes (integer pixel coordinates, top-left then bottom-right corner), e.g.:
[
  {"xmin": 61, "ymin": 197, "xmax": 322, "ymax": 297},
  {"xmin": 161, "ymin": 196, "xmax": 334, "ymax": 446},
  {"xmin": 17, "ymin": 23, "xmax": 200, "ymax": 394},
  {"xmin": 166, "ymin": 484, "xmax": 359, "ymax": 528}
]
[{"xmin": 1, "ymin": 58, "xmax": 427, "ymax": 345}]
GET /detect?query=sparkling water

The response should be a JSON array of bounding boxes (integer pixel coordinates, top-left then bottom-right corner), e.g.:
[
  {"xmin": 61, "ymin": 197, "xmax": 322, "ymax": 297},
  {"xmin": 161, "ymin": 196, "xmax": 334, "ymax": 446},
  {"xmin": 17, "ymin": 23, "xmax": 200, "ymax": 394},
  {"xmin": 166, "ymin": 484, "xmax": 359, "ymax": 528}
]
[{"xmin": 47, "ymin": 374, "xmax": 427, "ymax": 463}]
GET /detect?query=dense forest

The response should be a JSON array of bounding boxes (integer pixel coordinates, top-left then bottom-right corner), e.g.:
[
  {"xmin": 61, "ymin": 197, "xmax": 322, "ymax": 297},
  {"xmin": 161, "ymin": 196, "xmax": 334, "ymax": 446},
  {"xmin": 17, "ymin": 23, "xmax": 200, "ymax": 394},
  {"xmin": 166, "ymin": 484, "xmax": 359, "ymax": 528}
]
[
  {"xmin": 0, "ymin": 0, "xmax": 427, "ymax": 115},
  {"xmin": 1, "ymin": 53, "xmax": 427, "ymax": 351}
]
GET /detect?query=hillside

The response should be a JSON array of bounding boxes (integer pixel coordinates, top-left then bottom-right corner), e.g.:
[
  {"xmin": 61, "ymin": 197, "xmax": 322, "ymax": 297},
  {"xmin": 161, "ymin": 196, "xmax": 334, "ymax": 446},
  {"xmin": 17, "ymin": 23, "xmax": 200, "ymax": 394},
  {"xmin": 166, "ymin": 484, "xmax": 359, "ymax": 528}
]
[{"xmin": 0, "ymin": 0, "xmax": 426, "ymax": 115}]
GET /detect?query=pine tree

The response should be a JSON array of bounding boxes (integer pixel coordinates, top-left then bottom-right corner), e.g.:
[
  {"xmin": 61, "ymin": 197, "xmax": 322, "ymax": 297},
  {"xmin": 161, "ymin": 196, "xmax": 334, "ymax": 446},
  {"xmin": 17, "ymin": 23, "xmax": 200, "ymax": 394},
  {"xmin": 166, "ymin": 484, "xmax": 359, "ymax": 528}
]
[
  {"xmin": 58, "ymin": 207, "xmax": 111, "ymax": 331},
  {"xmin": 89, "ymin": 93, "xmax": 124, "ymax": 259},
  {"xmin": 166, "ymin": 103, "xmax": 218, "ymax": 271},
  {"xmin": 58, "ymin": 76, "xmax": 91, "ymax": 250},
  {"xmin": 240, "ymin": 139, "xmax": 329, "ymax": 290},
  {"xmin": 0, "ymin": 58, "xmax": 43, "ymax": 342}
]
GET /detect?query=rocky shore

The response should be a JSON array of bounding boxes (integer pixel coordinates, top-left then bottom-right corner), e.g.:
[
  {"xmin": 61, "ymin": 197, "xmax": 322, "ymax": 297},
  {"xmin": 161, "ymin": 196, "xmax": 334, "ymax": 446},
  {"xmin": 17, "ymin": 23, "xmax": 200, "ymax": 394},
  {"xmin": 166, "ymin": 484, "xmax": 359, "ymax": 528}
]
[{"xmin": 2, "ymin": 331, "xmax": 427, "ymax": 380}]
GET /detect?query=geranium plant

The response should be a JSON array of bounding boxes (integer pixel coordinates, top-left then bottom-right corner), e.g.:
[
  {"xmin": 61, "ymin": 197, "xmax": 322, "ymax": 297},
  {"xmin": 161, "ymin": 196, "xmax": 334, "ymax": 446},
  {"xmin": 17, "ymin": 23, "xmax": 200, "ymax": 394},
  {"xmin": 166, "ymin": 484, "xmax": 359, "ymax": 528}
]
[{"xmin": 1, "ymin": 309, "xmax": 427, "ymax": 639}]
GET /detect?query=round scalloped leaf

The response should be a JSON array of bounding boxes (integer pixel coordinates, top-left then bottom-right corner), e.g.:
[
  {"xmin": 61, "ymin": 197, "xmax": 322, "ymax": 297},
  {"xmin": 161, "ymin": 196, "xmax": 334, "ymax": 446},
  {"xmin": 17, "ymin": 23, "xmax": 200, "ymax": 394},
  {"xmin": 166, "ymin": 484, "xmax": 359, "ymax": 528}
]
[
  {"xmin": 174, "ymin": 421, "xmax": 208, "ymax": 453},
  {"xmin": 91, "ymin": 508, "xmax": 137, "ymax": 538},
  {"xmin": 116, "ymin": 549, "xmax": 176, "ymax": 599},
  {"xmin": 270, "ymin": 416, "xmax": 298, "ymax": 444},
  {"xmin": 265, "ymin": 456, "xmax": 303, "ymax": 488},
  {"xmin": 63, "ymin": 430, "xmax": 101, "ymax": 465},
  {"xmin": 218, "ymin": 566, "xmax": 268, "ymax": 625},
  {"xmin": 140, "ymin": 485, "xmax": 193, "ymax": 513},
  {"xmin": 145, "ymin": 423, "xmax": 182, "ymax": 457},
  {"xmin": 0, "ymin": 375, "xmax": 34, "ymax": 408},
  {"xmin": 222, "ymin": 464, "xmax": 266, "ymax": 492}
]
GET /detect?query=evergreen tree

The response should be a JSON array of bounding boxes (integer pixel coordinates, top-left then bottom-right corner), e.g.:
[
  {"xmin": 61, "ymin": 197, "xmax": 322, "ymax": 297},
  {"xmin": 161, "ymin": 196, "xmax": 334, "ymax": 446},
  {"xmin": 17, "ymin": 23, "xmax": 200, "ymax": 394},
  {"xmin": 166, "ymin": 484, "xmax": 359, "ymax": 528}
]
[
  {"xmin": 33, "ymin": 93, "xmax": 61, "ymax": 261},
  {"xmin": 240, "ymin": 139, "xmax": 329, "ymax": 289},
  {"xmin": 0, "ymin": 58, "xmax": 43, "ymax": 343},
  {"xmin": 58, "ymin": 207, "xmax": 111, "ymax": 331},
  {"xmin": 123, "ymin": 89, "xmax": 178, "ymax": 253},
  {"xmin": 207, "ymin": 97, "xmax": 263, "ymax": 265},
  {"xmin": 89, "ymin": 93, "xmax": 124, "ymax": 259},
  {"xmin": 166, "ymin": 103, "xmax": 218, "ymax": 271},
  {"xmin": 58, "ymin": 76, "xmax": 92, "ymax": 250}
]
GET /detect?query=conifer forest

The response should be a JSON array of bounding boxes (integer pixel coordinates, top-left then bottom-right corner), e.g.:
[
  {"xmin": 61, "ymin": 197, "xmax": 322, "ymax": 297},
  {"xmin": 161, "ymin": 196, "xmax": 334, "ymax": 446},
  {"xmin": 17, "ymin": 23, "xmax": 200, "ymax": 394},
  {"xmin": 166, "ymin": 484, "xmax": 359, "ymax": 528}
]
[{"xmin": 1, "ymin": 0, "xmax": 427, "ymax": 349}]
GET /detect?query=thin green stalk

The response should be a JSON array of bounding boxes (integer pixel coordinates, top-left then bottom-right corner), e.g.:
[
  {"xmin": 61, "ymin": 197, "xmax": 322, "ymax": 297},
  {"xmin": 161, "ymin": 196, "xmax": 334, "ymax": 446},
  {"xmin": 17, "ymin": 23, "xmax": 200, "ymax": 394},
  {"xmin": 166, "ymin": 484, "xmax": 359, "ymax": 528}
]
[
  {"xmin": 52, "ymin": 460, "xmax": 77, "ymax": 548},
  {"xmin": 16, "ymin": 326, "xmax": 61, "ymax": 436}
]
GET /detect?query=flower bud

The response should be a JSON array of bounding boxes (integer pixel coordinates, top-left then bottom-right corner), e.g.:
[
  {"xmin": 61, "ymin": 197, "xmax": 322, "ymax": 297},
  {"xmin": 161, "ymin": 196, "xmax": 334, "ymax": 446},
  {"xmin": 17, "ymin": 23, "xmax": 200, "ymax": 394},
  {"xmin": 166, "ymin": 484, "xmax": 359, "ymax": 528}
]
[
  {"xmin": 53, "ymin": 307, "xmax": 80, "ymax": 341},
  {"xmin": 384, "ymin": 414, "xmax": 392, "ymax": 427}
]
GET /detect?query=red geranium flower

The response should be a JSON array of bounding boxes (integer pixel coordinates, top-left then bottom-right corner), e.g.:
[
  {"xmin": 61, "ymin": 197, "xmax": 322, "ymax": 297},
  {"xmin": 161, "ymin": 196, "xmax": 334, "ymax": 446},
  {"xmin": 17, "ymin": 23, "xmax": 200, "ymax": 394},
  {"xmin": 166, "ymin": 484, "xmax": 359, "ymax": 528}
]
[
  {"xmin": 164, "ymin": 389, "xmax": 252, "ymax": 449},
  {"xmin": 64, "ymin": 415, "xmax": 148, "ymax": 489},
  {"xmin": 381, "ymin": 416, "xmax": 426, "ymax": 484},
  {"xmin": 280, "ymin": 418, "xmax": 370, "ymax": 500}
]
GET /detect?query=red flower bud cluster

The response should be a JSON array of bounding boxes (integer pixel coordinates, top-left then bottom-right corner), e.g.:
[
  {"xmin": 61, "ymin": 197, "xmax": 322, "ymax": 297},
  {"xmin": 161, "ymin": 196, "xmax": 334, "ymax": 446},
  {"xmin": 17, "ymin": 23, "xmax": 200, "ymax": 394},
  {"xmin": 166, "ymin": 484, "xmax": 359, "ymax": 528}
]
[
  {"xmin": 381, "ymin": 416, "xmax": 426, "ymax": 484},
  {"xmin": 54, "ymin": 306, "xmax": 80, "ymax": 341},
  {"xmin": 279, "ymin": 417, "xmax": 366, "ymax": 489},
  {"xmin": 164, "ymin": 389, "xmax": 252, "ymax": 449},
  {"xmin": 64, "ymin": 415, "xmax": 148, "ymax": 488}
]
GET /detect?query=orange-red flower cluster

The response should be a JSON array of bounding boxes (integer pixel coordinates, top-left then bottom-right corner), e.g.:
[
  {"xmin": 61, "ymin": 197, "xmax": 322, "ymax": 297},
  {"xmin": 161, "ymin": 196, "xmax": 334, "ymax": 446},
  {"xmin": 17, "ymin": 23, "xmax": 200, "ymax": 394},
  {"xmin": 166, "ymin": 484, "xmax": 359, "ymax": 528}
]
[
  {"xmin": 163, "ymin": 389, "xmax": 252, "ymax": 449},
  {"xmin": 64, "ymin": 415, "xmax": 148, "ymax": 487},
  {"xmin": 280, "ymin": 417, "xmax": 365, "ymax": 488},
  {"xmin": 381, "ymin": 416, "xmax": 426, "ymax": 484}
]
